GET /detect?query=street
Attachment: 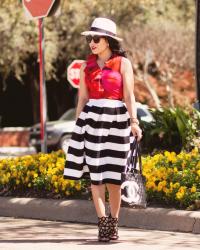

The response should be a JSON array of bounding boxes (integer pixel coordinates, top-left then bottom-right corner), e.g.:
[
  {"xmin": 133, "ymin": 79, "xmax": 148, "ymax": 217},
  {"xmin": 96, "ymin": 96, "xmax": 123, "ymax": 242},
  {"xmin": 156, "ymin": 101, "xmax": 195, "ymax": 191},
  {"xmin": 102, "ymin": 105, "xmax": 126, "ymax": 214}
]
[{"xmin": 0, "ymin": 217, "xmax": 199, "ymax": 250}]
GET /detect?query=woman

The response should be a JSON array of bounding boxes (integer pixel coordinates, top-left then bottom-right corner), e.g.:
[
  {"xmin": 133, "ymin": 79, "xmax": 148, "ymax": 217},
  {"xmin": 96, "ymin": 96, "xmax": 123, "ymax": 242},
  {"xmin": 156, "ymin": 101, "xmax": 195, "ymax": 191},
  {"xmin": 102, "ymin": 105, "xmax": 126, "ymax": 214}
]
[{"xmin": 63, "ymin": 17, "xmax": 142, "ymax": 242}]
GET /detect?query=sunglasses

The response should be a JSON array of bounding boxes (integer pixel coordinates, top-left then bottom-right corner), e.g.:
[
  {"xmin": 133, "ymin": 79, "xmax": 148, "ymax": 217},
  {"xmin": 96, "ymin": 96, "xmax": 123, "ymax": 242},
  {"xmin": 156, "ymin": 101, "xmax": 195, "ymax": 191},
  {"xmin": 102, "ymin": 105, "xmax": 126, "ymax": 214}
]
[{"xmin": 86, "ymin": 35, "xmax": 104, "ymax": 44}]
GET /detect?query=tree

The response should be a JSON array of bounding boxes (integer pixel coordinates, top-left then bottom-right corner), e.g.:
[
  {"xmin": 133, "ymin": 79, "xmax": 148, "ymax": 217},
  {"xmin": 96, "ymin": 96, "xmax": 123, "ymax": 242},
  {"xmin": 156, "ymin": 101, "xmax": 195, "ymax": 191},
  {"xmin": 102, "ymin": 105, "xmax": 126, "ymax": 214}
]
[{"xmin": 0, "ymin": 0, "xmax": 196, "ymax": 125}]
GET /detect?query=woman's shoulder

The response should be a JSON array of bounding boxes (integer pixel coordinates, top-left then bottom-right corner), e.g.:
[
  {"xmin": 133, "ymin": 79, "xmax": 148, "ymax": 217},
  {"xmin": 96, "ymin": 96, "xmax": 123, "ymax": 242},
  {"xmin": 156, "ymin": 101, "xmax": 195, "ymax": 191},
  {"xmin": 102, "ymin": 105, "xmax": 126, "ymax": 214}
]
[
  {"xmin": 120, "ymin": 57, "xmax": 133, "ymax": 73},
  {"xmin": 121, "ymin": 57, "xmax": 132, "ymax": 66}
]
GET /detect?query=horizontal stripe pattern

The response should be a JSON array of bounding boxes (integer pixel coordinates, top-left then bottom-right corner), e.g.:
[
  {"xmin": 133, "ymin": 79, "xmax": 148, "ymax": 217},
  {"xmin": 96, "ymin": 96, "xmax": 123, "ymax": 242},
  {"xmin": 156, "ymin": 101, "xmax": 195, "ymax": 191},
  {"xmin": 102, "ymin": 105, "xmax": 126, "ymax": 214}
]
[
  {"xmin": 64, "ymin": 99, "xmax": 134, "ymax": 185},
  {"xmin": 87, "ymin": 98, "xmax": 124, "ymax": 108},
  {"xmin": 81, "ymin": 111, "xmax": 128, "ymax": 122},
  {"xmin": 65, "ymin": 161, "xmax": 124, "ymax": 171},
  {"xmin": 91, "ymin": 171, "xmax": 121, "ymax": 181},
  {"xmin": 69, "ymin": 139, "xmax": 130, "ymax": 153},
  {"xmin": 85, "ymin": 132, "xmax": 130, "ymax": 144},
  {"xmin": 74, "ymin": 122, "xmax": 131, "ymax": 137},
  {"xmin": 67, "ymin": 153, "xmax": 127, "ymax": 166}
]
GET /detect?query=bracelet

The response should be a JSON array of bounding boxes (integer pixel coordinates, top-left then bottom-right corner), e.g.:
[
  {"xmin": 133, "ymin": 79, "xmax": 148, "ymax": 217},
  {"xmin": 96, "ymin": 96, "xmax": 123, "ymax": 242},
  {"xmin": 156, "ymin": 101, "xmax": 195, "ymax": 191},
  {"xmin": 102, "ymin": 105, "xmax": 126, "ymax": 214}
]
[{"xmin": 130, "ymin": 117, "xmax": 139, "ymax": 125}]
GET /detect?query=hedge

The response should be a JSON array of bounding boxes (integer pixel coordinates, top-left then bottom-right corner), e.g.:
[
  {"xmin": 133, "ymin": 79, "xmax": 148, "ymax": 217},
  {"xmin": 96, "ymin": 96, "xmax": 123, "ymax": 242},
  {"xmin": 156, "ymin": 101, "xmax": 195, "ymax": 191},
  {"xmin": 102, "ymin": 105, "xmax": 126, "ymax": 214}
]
[{"xmin": 0, "ymin": 148, "xmax": 199, "ymax": 210}]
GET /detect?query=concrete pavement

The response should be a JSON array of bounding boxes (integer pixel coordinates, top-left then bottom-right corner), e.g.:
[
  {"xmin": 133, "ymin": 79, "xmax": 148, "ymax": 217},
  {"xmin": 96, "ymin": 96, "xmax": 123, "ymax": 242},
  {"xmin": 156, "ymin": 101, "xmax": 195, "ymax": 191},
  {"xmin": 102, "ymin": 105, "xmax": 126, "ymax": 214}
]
[
  {"xmin": 0, "ymin": 197, "xmax": 200, "ymax": 234},
  {"xmin": 0, "ymin": 216, "xmax": 200, "ymax": 250},
  {"xmin": 0, "ymin": 147, "xmax": 36, "ymax": 159}
]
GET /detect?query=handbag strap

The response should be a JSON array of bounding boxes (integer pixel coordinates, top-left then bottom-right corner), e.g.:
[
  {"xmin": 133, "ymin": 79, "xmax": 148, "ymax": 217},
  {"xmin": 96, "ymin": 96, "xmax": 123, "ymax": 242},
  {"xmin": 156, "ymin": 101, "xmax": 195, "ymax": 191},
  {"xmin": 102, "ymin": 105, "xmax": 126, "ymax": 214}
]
[
  {"xmin": 136, "ymin": 141, "xmax": 143, "ymax": 174},
  {"xmin": 124, "ymin": 137, "xmax": 137, "ymax": 173},
  {"xmin": 129, "ymin": 137, "xmax": 143, "ymax": 174}
]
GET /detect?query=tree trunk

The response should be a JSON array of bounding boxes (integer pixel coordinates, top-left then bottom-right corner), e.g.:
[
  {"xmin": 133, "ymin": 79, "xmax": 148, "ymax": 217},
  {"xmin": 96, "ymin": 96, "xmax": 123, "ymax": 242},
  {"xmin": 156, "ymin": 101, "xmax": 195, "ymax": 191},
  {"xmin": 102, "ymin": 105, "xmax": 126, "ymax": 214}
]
[{"xmin": 143, "ymin": 50, "xmax": 161, "ymax": 109}]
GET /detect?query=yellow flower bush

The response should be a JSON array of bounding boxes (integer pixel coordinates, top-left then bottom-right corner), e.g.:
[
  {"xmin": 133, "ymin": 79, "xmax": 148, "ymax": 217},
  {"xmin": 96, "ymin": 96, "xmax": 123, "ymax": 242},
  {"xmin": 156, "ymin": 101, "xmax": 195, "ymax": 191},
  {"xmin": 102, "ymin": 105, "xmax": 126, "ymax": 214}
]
[
  {"xmin": 0, "ymin": 150, "xmax": 86, "ymax": 198},
  {"xmin": 0, "ymin": 147, "xmax": 199, "ymax": 209},
  {"xmin": 142, "ymin": 147, "xmax": 200, "ymax": 209}
]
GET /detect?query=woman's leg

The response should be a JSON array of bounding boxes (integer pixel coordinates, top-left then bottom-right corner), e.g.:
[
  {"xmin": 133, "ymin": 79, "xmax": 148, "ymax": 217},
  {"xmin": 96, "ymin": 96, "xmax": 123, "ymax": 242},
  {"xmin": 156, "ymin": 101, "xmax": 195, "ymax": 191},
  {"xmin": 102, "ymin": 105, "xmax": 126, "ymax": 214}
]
[
  {"xmin": 106, "ymin": 183, "xmax": 121, "ymax": 240},
  {"xmin": 106, "ymin": 184, "xmax": 121, "ymax": 218},
  {"xmin": 91, "ymin": 184, "xmax": 106, "ymax": 217},
  {"xmin": 91, "ymin": 184, "xmax": 110, "ymax": 242}
]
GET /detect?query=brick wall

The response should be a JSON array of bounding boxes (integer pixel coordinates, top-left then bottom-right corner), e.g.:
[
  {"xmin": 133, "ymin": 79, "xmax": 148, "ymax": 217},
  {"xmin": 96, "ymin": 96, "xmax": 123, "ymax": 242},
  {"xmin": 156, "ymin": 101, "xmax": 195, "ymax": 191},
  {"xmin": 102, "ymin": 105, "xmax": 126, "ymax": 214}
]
[{"xmin": 0, "ymin": 130, "xmax": 30, "ymax": 147}]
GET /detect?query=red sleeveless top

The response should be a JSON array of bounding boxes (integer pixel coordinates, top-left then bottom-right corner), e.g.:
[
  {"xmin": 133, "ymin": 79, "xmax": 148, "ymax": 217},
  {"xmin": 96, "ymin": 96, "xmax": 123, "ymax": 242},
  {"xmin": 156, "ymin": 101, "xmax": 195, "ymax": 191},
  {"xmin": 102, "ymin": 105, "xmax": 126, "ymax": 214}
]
[{"xmin": 84, "ymin": 54, "xmax": 123, "ymax": 100}]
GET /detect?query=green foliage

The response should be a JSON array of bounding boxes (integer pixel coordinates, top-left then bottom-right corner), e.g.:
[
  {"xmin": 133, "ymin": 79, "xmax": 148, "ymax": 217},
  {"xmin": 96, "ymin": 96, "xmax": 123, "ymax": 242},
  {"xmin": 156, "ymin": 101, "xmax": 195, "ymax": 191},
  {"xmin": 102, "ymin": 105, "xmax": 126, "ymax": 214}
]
[
  {"xmin": 143, "ymin": 147, "xmax": 200, "ymax": 209},
  {"xmin": 0, "ymin": 148, "xmax": 200, "ymax": 210},
  {"xmin": 141, "ymin": 106, "xmax": 200, "ymax": 154},
  {"xmin": 146, "ymin": 0, "xmax": 195, "ymax": 27},
  {"xmin": 0, "ymin": 150, "xmax": 86, "ymax": 198},
  {"xmin": 0, "ymin": 0, "xmax": 196, "ymax": 122},
  {"xmin": 0, "ymin": 0, "xmax": 195, "ymax": 84}
]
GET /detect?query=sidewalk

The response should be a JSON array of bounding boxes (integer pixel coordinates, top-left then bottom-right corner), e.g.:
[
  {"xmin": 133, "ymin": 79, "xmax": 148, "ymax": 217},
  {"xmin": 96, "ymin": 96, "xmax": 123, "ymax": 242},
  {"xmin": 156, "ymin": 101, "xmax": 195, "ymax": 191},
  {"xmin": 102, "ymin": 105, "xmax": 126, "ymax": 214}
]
[
  {"xmin": 0, "ymin": 147, "xmax": 36, "ymax": 159},
  {"xmin": 0, "ymin": 216, "xmax": 200, "ymax": 250},
  {"xmin": 0, "ymin": 197, "xmax": 199, "ymax": 234},
  {"xmin": 0, "ymin": 147, "xmax": 36, "ymax": 156}
]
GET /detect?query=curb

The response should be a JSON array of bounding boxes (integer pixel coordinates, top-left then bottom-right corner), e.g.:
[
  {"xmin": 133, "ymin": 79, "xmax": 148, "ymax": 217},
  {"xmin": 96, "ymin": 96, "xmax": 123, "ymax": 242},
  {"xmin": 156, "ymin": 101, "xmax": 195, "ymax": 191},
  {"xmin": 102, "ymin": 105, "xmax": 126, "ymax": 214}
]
[
  {"xmin": 0, "ymin": 127, "xmax": 30, "ymax": 132},
  {"xmin": 0, "ymin": 147, "xmax": 36, "ymax": 156},
  {"xmin": 0, "ymin": 197, "xmax": 200, "ymax": 234}
]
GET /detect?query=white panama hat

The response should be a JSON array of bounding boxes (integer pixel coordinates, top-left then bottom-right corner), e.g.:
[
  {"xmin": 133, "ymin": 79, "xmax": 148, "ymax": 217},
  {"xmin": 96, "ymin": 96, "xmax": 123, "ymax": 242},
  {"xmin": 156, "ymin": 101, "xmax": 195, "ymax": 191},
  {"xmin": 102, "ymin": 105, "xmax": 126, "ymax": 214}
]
[{"xmin": 81, "ymin": 17, "xmax": 123, "ymax": 42}]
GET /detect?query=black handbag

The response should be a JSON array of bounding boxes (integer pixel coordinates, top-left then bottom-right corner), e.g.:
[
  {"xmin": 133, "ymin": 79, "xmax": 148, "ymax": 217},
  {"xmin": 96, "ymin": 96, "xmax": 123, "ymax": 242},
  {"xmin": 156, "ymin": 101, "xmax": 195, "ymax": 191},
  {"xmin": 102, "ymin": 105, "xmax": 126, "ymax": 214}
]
[{"xmin": 121, "ymin": 138, "xmax": 147, "ymax": 208}]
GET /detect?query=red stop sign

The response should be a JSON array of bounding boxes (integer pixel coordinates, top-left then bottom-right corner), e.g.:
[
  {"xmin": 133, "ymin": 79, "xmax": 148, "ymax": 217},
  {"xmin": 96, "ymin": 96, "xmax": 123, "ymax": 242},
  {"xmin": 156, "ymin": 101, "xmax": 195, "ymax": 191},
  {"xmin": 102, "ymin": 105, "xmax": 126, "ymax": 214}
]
[
  {"xmin": 67, "ymin": 60, "xmax": 85, "ymax": 88},
  {"xmin": 22, "ymin": 0, "xmax": 56, "ymax": 19}
]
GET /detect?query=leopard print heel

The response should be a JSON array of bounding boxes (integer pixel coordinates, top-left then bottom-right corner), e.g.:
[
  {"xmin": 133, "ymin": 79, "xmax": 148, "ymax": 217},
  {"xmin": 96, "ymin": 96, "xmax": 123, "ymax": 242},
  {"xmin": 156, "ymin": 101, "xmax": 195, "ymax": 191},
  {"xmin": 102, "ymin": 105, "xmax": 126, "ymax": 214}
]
[
  {"xmin": 98, "ymin": 216, "xmax": 110, "ymax": 242},
  {"xmin": 109, "ymin": 214, "xmax": 119, "ymax": 240}
]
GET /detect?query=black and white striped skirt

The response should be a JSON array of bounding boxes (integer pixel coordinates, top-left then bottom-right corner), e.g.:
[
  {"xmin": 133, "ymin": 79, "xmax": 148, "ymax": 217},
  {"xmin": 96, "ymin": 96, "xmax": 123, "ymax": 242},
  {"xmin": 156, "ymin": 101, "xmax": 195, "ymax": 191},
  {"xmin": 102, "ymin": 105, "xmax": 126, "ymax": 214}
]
[{"xmin": 63, "ymin": 99, "xmax": 134, "ymax": 185}]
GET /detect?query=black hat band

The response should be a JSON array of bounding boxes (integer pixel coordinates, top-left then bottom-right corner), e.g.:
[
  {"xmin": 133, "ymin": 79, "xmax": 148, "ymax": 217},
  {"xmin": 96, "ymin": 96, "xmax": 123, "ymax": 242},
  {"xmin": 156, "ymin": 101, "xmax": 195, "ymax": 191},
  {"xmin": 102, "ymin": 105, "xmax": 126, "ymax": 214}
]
[{"xmin": 90, "ymin": 27, "xmax": 116, "ymax": 37}]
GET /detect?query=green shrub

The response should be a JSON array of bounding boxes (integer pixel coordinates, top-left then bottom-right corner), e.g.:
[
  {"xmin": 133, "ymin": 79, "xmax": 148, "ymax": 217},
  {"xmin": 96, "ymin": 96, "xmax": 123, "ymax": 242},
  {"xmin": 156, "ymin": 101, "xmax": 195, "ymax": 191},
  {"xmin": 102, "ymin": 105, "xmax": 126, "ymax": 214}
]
[
  {"xmin": 0, "ymin": 148, "xmax": 200, "ymax": 210},
  {"xmin": 140, "ymin": 106, "xmax": 200, "ymax": 154},
  {"xmin": 143, "ymin": 147, "xmax": 200, "ymax": 209},
  {"xmin": 0, "ymin": 150, "xmax": 88, "ymax": 199}
]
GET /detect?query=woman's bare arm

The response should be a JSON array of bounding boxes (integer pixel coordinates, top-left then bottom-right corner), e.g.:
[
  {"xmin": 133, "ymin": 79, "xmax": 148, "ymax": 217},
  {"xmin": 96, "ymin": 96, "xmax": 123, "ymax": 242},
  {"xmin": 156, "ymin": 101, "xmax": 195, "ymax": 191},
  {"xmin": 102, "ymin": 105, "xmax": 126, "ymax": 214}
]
[
  {"xmin": 121, "ymin": 57, "xmax": 142, "ymax": 140},
  {"xmin": 75, "ymin": 62, "xmax": 89, "ymax": 120},
  {"xmin": 121, "ymin": 57, "xmax": 137, "ymax": 120}
]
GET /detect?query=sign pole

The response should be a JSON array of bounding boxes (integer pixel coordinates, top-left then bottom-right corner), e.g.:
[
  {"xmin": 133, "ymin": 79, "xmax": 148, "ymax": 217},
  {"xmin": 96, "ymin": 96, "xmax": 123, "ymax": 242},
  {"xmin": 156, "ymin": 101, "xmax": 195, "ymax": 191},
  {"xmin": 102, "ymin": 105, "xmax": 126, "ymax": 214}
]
[
  {"xmin": 195, "ymin": 0, "xmax": 200, "ymax": 111},
  {"xmin": 38, "ymin": 18, "xmax": 47, "ymax": 153},
  {"xmin": 22, "ymin": 0, "xmax": 60, "ymax": 153}
]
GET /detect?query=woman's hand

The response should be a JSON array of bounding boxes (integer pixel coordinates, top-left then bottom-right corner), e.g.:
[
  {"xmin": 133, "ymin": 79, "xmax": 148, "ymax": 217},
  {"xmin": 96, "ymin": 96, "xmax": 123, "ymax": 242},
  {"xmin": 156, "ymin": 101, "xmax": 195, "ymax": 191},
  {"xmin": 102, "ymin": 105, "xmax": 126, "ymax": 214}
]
[{"xmin": 131, "ymin": 123, "xmax": 143, "ymax": 141}]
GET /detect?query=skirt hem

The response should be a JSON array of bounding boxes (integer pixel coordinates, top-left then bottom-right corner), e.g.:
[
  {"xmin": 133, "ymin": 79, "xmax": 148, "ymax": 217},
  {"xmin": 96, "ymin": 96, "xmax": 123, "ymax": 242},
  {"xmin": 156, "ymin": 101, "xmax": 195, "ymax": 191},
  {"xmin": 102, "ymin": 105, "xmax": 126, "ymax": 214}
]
[{"xmin": 63, "ymin": 175, "xmax": 122, "ymax": 186}]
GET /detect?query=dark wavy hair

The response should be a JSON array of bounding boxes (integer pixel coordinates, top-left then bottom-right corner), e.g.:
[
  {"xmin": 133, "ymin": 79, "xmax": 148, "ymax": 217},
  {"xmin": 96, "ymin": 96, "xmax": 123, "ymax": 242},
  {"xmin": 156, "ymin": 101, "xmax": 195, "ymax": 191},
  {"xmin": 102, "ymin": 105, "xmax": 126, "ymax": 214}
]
[{"xmin": 106, "ymin": 36, "xmax": 127, "ymax": 58}]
